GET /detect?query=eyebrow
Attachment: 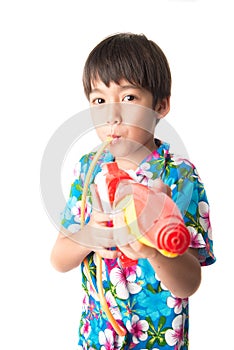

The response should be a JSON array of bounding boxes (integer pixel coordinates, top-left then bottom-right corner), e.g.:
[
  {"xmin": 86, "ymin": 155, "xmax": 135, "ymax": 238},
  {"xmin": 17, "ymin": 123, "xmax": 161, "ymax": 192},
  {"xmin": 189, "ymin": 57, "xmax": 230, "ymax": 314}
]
[
  {"xmin": 119, "ymin": 84, "xmax": 142, "ymax": 91},
  {"xmin": 90, "ymin": 84, "xmax": 142, "ymax": 95}
]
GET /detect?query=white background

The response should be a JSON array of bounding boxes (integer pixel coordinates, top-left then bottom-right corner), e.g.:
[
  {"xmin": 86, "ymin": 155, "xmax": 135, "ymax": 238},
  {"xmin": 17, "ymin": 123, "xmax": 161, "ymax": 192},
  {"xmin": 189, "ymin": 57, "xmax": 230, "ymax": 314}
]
[{"xmin": 0, "ymin": 0, "xmax": 233, "ymax": 349}]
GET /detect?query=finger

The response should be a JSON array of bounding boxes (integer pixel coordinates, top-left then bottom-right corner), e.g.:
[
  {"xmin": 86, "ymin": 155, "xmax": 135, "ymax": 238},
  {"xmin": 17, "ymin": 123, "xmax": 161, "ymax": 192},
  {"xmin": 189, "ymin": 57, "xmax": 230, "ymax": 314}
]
[
  {"xmin": 129, "ymin": 240, "xmax": 157, "ymax": 259},
  {"xmin": 71, "ymin": 234, "xmax": 115, "ymax": 250},
  {"xmin": 112, "ymin": 210, "xmax": 126, "ymax": 228},
  {"xmin": 118, "ymin": 241, "xmax": 157, "ymax": 260},
  {"xmin": 151, "ymin": 178, "xmax": 165, "ymax": 191},
  {"xmin": 90, "ymin": 184, "xmax": 103, "ymax": 211},
  {"xmin": 97, "ymin": 249, "xmax": 121, "ymax": 259},
  {"xmin": 89, "ymin": 211, "xmax": 113, "ymax": 227},
  {"xmin": 151, "ymin": 178, "xmax": 172, "ymax": 197}
]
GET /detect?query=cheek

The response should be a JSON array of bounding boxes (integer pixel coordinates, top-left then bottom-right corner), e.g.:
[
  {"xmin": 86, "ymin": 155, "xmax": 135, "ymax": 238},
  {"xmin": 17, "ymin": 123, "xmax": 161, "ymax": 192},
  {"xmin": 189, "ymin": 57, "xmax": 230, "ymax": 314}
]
[
  {"xmin": 95, "ymin": 126, "xmax": 106, "ymax": 141},
  {"xmin": 128, "ymin": 127, "xmax": 153, "ymax": 141},
  {"xmin": 124, "ymin": 106, "xmax": 156, "ymax": 132}
]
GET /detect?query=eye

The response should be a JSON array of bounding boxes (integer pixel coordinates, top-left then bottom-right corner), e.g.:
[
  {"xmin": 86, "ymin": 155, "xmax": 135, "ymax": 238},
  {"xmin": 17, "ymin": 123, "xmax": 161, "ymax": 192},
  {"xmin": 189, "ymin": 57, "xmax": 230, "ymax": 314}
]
[
  {"xmin": 93, "ymin": 98, "xmax": 105, "ymax": 105},
  {"xmin": 123, "ymin": 95, "xmax": 135, "ymax": 102}
]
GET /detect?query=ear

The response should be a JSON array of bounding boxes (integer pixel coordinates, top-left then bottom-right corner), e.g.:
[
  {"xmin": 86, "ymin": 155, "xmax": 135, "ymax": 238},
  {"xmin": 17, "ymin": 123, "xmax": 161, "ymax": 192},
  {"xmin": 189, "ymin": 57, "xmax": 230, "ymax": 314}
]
[{"xmin": 154, "ymin": 97, "xmax": 170, "ymax": 119}]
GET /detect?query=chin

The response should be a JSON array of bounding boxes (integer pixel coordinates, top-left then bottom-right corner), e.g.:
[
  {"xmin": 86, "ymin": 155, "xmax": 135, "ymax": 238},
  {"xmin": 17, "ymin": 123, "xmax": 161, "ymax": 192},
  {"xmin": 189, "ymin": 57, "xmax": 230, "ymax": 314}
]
[{"xmin": 109, "ymin": 143, "xmax": 137, "ymax": 160}]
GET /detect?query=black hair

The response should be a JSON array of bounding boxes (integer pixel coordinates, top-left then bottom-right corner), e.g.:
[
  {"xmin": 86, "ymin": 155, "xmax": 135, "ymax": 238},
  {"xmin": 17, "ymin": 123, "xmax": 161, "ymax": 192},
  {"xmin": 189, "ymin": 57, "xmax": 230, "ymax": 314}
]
[{"xmin": 83, "ymin": 33, "xmax": 171, "ymax": 108}]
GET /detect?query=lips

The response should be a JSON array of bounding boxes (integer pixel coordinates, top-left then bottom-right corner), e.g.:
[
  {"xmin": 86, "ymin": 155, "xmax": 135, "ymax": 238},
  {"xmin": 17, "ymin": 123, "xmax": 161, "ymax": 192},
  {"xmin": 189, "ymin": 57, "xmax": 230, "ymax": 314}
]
[{"xmin": 109, "ymin": 135, "xmax": 121, "ymax": 144}]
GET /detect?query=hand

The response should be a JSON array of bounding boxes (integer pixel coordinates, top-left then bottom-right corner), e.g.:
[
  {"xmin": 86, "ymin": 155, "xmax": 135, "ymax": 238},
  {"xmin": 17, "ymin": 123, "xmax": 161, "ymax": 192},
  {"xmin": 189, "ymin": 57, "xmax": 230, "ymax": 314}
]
[
  {"xmin": 117, "ymin": 240, "xmax": 158, "ymax": 261},
  {"xmin": 111, "ymin": 202, "xmax": 158, "ymax": 261},
  {"xmin": 74, "ymin": 184, "xmax": 131, "ymax": 259}
]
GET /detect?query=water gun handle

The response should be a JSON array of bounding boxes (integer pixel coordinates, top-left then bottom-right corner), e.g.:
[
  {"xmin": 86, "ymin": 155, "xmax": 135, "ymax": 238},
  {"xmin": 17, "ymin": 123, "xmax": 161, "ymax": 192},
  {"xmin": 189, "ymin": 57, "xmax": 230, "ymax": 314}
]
[{"xmin": 105, "ymin": 219, "xmax": 137, "ymax": 267}]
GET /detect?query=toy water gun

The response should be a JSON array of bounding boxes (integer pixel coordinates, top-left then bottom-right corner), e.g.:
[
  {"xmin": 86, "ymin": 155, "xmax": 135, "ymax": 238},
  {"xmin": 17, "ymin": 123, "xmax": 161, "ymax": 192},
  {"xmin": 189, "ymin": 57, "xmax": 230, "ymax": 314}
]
[{"xmin": 95, "ymin": 161, "xmax": 191, "ymax": 267}]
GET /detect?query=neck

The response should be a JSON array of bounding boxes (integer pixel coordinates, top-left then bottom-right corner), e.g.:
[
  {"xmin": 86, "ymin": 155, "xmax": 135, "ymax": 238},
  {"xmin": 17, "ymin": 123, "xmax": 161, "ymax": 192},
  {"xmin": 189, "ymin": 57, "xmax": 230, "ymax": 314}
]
[{"xmin": 116, "ymin": 139, "xmax": 157, "ymax": 171}]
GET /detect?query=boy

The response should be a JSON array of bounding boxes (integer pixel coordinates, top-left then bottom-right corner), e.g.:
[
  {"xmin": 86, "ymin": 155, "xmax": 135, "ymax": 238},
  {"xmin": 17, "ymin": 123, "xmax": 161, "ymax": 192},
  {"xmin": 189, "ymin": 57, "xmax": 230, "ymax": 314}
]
[{"xmin": 51, "ymin": 33, "xmax": 215, "ymax": 349}]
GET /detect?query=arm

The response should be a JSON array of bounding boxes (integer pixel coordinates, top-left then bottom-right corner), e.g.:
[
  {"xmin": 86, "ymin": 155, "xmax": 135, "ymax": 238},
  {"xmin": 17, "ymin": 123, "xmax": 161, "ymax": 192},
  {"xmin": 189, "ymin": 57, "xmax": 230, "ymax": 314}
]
[
  {"xmin": 148, "ymin": 247, "xmax": 201, "ymax": 298},
  {"xmin": 51, "ymin": 208, "xmax": 121, "ymax": 273},
  {"xmin": 50, "ymin": 230, "xmax": 91, "ymax": 273},
  {"xmin": 118, "ymin": 240, "xmax": 201, "ymax": 299}
]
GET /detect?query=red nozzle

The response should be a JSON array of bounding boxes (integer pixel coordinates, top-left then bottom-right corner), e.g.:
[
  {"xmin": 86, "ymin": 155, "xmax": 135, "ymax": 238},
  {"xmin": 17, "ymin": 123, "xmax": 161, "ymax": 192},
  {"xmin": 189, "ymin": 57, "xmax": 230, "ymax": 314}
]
[{"xmin": 156, "ymin": 220, "xmax": 191, "ymax": 254}]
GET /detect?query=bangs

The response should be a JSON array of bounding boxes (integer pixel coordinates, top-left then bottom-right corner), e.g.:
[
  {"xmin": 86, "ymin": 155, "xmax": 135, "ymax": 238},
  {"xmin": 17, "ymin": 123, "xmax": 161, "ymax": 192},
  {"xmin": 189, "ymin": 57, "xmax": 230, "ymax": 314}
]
[{"xmin": 82, "ymin": 33, "xmax": 171, "ymax": 104}]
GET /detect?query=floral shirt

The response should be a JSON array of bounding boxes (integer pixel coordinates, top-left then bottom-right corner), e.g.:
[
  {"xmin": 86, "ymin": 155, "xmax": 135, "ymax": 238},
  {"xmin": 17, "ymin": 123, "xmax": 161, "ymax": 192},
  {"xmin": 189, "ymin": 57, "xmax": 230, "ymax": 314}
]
[{"xmin": 61, "ymin": 140, "xmax": 215, "ymax": 349}]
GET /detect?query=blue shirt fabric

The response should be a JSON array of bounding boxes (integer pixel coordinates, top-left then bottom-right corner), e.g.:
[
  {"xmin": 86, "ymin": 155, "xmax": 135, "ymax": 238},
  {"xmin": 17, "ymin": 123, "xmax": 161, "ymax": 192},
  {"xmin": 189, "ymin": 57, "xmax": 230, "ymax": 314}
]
[{"xmin": 61, "ymin": 140, "xmax": 215, "ymax": 349}]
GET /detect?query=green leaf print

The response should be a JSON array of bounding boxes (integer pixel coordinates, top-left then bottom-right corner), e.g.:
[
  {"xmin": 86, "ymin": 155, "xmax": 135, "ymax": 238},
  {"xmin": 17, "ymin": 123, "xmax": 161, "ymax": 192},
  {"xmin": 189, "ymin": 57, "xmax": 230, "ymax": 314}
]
[
  {"xmin": 146, "ymin": 283, "xmax": 163, "ymax": 294},
  {"xmin": 146, "ymin": 283, "xmax": 156, "ymax": 294},
  {"xmin": 146, "ymin": 316, "xmax": 170, "ymax": 348},
  {"xmin": 75, "ymin": 183, "xmax": 83, "ymax": 192},
  {"xmin": 185, "ymin": 208, "xmax": 204, "ymax": 233}
]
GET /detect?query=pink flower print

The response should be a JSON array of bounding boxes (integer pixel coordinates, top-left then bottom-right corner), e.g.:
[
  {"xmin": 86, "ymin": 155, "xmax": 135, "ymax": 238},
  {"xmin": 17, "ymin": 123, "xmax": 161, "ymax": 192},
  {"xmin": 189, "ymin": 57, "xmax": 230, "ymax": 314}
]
[
  {"xmin": 167, "ymin": 296, "xmax": 188, "ymax": 314},
  {"xmin": 104, "ymin": 256, "xmax": 119, "ymax": 273},
  {"xmin": 71, "ymin": 200, "xmax": 92, "ymax": 223},
  {"xmin": 138, "ymin": 162, "xmax": 153, "ymax": 179},
  {"xmin": 87, "ymin": 279, "xmax": 99, "ymax": 301},
  {"xmin": 105, "ymin": 291, "xmax": 122, "ymax": 321},
  {"xmin": 93, "ymin": 253, "xmax": 107, "ymax": 282},
  {"xmin": 188, "ymin": 226, "xmax": 206, "ymax": 248},
  {"xmin": 110, "ymin": 265, "xmax": 142, "ymax": 300},
  {"xmin": 163, "ymin": 148, "xmax": 169, "ymax": 158},
  {"xmin": 126, "ymin": 315, "xmax": 149, "ymax": 344},
  {"xmin": 124, "ymin": 264, "xmax": 140, "ymax": 280},
  {"xmin": 73, "ymin": 161, "xmax": 81, "ymax": 177},
  {"xmin": 80, "ymin": 318, "xmax": 91, "ymax": 339},
  {"xmin": 146, "ymin": 149, "xmax": 160, "ymax": 161},
  {"xmin": 165, "ymin": 315, "xmax": 184, "ymax": 348},
  {"xmin": 83, "ymin": 265, "xmax": 99, "ymax": 301},
  {"xmin": 98, "ymin": 329, "xmax": 115, "ymax": 350},
  {"xmin": 77, "ymin": 345, "xmax": 96, "ymax": 350},
  {"xmin": 81, "ymin": 291, "xmax": 89, "ymax": 313},
  {"xmin": 167, "ymin": 296, "xmax": 183, "ymax": 314},
  {"xmin": 198, "ymin": 201, "xmax": 212, "ymax": 239}
]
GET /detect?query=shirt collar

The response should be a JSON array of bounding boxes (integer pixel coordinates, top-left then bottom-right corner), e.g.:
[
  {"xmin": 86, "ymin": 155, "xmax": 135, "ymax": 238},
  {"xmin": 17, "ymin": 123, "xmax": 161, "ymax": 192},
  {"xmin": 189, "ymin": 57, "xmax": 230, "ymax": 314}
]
[
  {"xmin": 135, "ymin": 140, "xmax": 170, "ymax": 180},
  {"xmin": 101, "ymin": 139, "xmax": 170, "ymax": 181}
]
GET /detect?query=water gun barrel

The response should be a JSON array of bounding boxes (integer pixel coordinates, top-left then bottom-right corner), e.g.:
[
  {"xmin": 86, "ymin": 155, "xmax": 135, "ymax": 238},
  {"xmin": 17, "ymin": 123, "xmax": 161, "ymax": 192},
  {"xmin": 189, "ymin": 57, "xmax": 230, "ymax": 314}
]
[
  {"xmin": 118, "ymin": 182, "xmax": 191, "ymax": 258},
  {"xmin": 155, "ymin": 220, "xmax": 190, "ymax": 255}
]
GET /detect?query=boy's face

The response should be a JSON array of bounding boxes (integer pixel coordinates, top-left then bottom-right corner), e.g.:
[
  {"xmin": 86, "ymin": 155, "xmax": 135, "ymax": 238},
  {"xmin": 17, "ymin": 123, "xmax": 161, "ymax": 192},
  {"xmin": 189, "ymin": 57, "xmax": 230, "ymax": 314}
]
[{"xmin": 89, "ymin": 79, "xmax": 160, "ymax": 164}]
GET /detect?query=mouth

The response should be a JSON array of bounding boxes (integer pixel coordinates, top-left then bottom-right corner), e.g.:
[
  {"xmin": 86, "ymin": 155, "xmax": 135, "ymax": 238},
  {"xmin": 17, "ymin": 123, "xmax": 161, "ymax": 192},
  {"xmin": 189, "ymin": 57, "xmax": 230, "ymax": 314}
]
[{"xmin": 109, "ymin": 135, "xmax": 121, "ymax": 144}]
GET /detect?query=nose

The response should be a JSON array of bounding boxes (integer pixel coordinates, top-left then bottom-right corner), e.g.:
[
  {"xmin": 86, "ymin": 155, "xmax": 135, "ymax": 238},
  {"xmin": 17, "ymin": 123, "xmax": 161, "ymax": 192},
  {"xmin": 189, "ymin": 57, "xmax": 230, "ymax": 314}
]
[{"xmin": 106, "ymin": 103, "xmax": 122, "ymax": 125}]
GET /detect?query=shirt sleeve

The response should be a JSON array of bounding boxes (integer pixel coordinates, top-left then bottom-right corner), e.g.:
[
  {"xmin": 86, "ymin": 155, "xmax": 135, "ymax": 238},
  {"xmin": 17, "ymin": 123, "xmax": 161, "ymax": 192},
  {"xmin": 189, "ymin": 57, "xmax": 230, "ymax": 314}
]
[
  {"xmin": 60, "ymin": 150, "xmax": 114, "ymax": 234},
  {"xmin": 168, "ymin": 161, "xmax": 216, "ymax": 266},
  {"xmin": 60, "ymin": 156, "xmax": 92, "ymax": 233}
]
